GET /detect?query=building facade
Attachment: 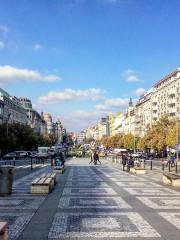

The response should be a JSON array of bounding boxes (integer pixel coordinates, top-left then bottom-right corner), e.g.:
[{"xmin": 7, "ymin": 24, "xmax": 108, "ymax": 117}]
[
  {"xmin": 83, "ymin": 69, "xmax": 180, "ymax": 140},
  {"xmin": 135, "ymin": 90, "xmax": 152, "ymax": 137},
  {"xmin": 0, "ymin": 88, "xmax": 27, "ymax": 125},
  {"xmin": 97, "ymin": 117, "xmax": 109, "ymax": 140},
  {"xmin": 0, "ymin": 99, "xmax": 4, "ymax": 124},
  {"xmin": 151, "ymin": 68, "xmax": 180, "ymax": 120},
  {"xmin": 43, "ymin": 112, "xmax": 53, "ymax": 135},
  {"xmin": 20, "ymin": 98, "xmax": 46, "ymax": 135},
  {"xmin": 77, "ymin": 131, "xmax": 86, "ymax": 144}
]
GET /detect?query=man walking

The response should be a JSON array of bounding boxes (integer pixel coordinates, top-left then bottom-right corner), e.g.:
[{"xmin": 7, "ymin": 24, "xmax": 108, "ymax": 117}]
[
  {"xmin": 89, "ymin": 150, "xmax": 94, "ymax": 164},
  {"xmin": 94, "ymin": 151, "xmax": 101, "ymax": 165},
  {"xmin": 122, "ymin": 154, "xmax": 127, "ymax": 171}
]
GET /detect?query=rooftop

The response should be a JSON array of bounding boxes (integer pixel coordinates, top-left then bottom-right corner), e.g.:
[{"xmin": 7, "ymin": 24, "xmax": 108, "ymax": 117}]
[{"xmin": 153, "ymin": 68, "xmax": 180, "ymax": 88}]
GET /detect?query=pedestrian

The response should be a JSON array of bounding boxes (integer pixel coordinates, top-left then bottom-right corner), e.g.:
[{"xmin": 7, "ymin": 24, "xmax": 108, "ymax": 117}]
[
  {"xmin": 94, "ymin": 151, "xmax": 101, "ymax": 165},
  {"xmin": 82, "ymin": 149, "xmax": 86, "ymax": 158},
  {"xmin": 122, "ymin": 154, "xmax": 127, "ymax": 171},
  {"xmin": 89, "ymin": 151, "xmax": 94, "ymax": 164},
  {"xmin": 59, "ymin": 152, "xmax": 65, "ymax": 166},
  {"xmin": 166, "ymin": 154, "xmax": 171, "ymax": 167},
  {"xmin": 170, "ymin": 154, "xmax": 176, "ymax": 167},
  {"xmin": 127, "ymin": 155, "xmax": 134, "ymax": 172},
  {"xmin": 55, "ymin": 157, "xmax": 62, "ymax": 167}
]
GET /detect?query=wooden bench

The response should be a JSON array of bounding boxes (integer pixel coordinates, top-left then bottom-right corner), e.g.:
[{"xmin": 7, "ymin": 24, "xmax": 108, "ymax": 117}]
[
  {"xmin": 163, "ymin": 172, "xmax": 180, "ymax": 187},
  {"xmin": 0, "ymin": 222, "xmax": 8, "ymax": 240},
  {"xmin": 40, "ymin": 173, "xmax": 57, "ymax": 188},
  {"xmin": 130, "ymin": 167, "xmax": 146, "ymax": 174},
  {"xmin": 54, "ymin": 166, "xmax": 65, "ymax": 174},
  {"xmin": 31, "ymin": 177, "xmax": 53, "ymax": 194}
]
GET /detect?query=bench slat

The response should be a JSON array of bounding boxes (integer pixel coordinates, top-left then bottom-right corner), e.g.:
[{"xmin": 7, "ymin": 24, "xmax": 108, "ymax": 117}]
[
  {"xmin": 44, "ymin": 178, "xmax": 52, "ymax": 184},
  {"xmin": 32, "ymin": 178, "xmax": 41, "ymax": 184},
  {"xmin": 37, "ymin": 177, "xmax": 46, "ymax": 184}
]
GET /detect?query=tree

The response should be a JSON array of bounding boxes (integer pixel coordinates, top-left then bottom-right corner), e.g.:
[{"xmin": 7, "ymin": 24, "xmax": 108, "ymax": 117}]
[
  {"xmin": 167, "ymin": 122, "xmax": 180, "ymax": 148},
  {"xmin": 0, "ymin": 123, "xmax": 54, "ymax": 156},
  {"xmin": 123, "ymin": 133, "xmax": 134, "ymax": 149}
]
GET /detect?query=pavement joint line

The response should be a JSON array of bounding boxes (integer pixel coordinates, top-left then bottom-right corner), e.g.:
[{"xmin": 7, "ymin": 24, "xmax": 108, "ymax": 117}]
[
  {"xmin": 1, "ymin": 158, "xmax": 180, "ymax": 239},
  {"xmin": 18, "ymin": 165, "xmax": 71, "ymax": 240}
]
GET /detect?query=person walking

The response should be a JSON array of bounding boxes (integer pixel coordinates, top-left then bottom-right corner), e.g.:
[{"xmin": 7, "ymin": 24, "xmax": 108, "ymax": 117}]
[
  {"xmin": 127, "ymin": 155, "xmax": 134, "ymax": 172},
  {"xmin": 89, "ymin": 150, "xmax": 94, "ymax": 164},
  {"xmin": 166, "ymin": 154, "xmax": 171, "ymax": 167},
  {"xmin": 59, "ymin": 152, "xmax": 65, "ymax": 166},
  {"xmin": 122, "ymin": 154, "xmax": 127, "ymax": 171},
  {"xmin": 170, "ymin": 153, "xmax": 176, "ymax": 167},
  {"xmin": 55, "ymin": 157, "xmax": 62, "ymax": 167},
  {"xmin": 94, "ymin": 151, "xmax": 101, "ymax": 165}
]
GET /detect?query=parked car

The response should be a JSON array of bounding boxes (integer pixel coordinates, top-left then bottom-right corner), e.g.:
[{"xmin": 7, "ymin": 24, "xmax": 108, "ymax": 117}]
[
  {"xmin": 2, "ymin": 152, "xmax": 16, "ymax": 160},
  {"xmin": 2, "ymin": 151, "xmax": 32, "ymax": 160},
  {"xmin": 14, "ymin": 151, "xmax": 30, "ymax": 159}
]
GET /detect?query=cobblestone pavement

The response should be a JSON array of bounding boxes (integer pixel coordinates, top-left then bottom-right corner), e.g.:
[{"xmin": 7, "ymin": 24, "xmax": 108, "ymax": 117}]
[
  {"xmin": 0, "ymin": 164, "xmax": 51, "ymax": 240},
  {"xmin": 1, "ymin": 158, "xmax": 180, "ymax": 239}
]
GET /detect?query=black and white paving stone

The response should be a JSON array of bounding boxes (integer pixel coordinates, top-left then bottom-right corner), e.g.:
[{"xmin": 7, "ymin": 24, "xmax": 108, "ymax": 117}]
[
  {"xmin": 0, "ymin": 164, "xmax": 51, "ymax": 240},
  {"xmin": 48, "ymin": 212, "xmax": 160, "ymax": 238},
  {"xmin": 1, "ymin": 158, "xmax": 180, "ymax": 239}
]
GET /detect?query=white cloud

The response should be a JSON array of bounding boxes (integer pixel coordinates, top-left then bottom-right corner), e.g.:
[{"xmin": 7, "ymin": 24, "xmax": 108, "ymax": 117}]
[
  {"xmin": 59, "ymin": 110, "xmax": 108, "ymax": 132},
  {"xmin": 0, "ymin": 65, "xmax": 61, "ymax": 84},
  {"xmin": 134, "ymin": 88, "xmax": 146, "ymax": 97},
  {"xmin": 0, "ymin": 41, "xmax": 5, "ymax": 49},
  {"xmin": 124, "ymin": 69, "xmax": 141, "ymax": 82},
  {"xmin": 38, "ymin": 88, "xmax": 105, "ymax": 104},
  {"xmin": 33, "ymin": 43, "xmax": 43, "ymax": 51},
  {"xmin": 95, "ymin": 97, "xmax": 130, "ymax": 111}
]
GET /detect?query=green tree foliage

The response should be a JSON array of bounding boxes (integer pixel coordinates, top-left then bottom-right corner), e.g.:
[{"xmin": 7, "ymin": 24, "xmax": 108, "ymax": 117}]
[
  {"xmin": 100, "ymin": 116, "xmax": 180, "ymax": 152},
  {"xmin": 123, "ymin": 133, "xmax": 134, "ymax": 149},
  {"xmin": 0, "ymin": 123, "xmax": 53, "ymax": 155}
]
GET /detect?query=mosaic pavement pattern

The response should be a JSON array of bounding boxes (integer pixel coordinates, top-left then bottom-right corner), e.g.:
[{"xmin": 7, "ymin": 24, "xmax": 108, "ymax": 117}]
[
  {"xmin": 49, "ymin": 158, "xmax": 180, "ymax": 239},
  {"xmin": 0, "ymin": 165, "xmax": 50, "ymax": 239},
  {"xmin": 48, "ymin": 212, "xmax": 160, "ymax": 238},
  {"xmin": 137, "ymin": 196, "xmax": 180, "ymax": 209},
  {"xmin": 62, "ymin": 187, "xmax": 117, "ymax": 196},
  {"xmin": 2, "ymin": 158, "xmax": 180, "ymax": 239},
  {"xmin": 0, "ymin": 212, "xmax": 34, "ymax": 240},
  {"xmin": 124, "ymin": 187, "xmax": 180, "ymax": 195},
  {"xmin": 58, "ymin": 196, "xmax": 132, "ymax": 209}
]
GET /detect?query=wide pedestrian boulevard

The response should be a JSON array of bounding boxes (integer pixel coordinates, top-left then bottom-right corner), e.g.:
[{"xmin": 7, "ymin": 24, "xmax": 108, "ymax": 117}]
[{"xmin": 1, "ymin": 158, "xmax": 180, "ymax": 240}]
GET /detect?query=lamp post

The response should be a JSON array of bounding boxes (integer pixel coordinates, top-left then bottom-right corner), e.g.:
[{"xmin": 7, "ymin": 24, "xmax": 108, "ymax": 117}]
[{"xmin": 6, "ymin": 112, "xmax": 11, "ymax": 153}]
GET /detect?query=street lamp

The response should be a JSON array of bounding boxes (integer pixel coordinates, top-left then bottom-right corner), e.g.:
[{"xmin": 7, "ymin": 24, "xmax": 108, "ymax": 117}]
[{"xmin": 6, "ymin": 112, "xmax": 11, "ymax": 153}]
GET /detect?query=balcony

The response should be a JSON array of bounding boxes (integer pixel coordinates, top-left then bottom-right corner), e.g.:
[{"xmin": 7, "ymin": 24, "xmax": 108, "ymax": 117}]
[
  {"xmin": 168, "ymin": 103, "xmax": 176, "ymax": 108},
  {"xmin": 168, "ymin": 98, "xmax": 176, "ymax": 105},
  {"xmin": 152, "ymin": 101, "xmax": 157, "ymax": 106}
]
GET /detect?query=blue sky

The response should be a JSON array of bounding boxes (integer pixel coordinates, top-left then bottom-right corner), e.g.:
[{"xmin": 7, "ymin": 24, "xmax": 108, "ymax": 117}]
[{"xmin": 0, "ymin": 0, "xmax": 180, "ymax": 131}]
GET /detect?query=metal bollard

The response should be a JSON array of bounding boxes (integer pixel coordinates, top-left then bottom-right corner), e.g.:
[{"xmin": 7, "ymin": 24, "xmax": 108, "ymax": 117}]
[
  {"xmin": 175, "ymin": 162, "xmax": 178, "ymax": 173},
  {"xmin": 13, "ymin": 157, "xmax": 15, "ymax": 166},
  {"xmin": 143, "ymin": 160, "xmax": 146, "ymax": 169},
  {"xmin": 31, "ymin": 158, "xmax": 33, "ymax": 170},
  {"xmin": 162, "ymin": 163, "xmax": 164, "ymax": 171},
  {"xmin": 168, "ymin": 162, "xmax": 171, "ymax": 172},
  {"xmin": 150, "ymin": 160, "xmax": 152, "ymax": 170}
]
